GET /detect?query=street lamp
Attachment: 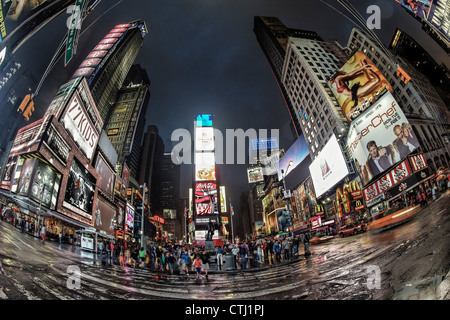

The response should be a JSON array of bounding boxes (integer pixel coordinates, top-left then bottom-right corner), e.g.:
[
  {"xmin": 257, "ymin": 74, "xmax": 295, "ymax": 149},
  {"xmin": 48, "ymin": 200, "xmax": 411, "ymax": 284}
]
[
  {"xmin": 140, "ymin": 183, "xmax": 146, "ymax": 248},
  {"xmin": 281, "ymin": 160, "xmax": 294, "ymax": 238}
]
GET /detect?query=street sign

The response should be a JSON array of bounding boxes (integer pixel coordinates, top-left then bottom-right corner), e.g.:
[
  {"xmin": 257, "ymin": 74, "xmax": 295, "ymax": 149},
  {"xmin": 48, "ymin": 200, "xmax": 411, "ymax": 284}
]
[{"xmin": 65, "ymin": 0, "xmax": 86, "ymax": 66}]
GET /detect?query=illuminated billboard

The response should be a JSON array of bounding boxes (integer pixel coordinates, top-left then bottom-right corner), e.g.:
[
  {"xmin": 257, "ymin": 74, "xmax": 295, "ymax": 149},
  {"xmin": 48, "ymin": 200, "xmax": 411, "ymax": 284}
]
[
  {"xmin": 195, "ymin": 152, "xmax": 216, "ymax": 181},
  {"xmin": 247, "ymin": 166, "xmax": 264, "ymax": 184},
  {"xmin": 95, "ymin": 154, "xmax": 115, "ymax": 196},
  {"xmin": 277, "ymin": 135, "xmax": 309, "ymax": 182},
  {"xmin": 329, "ymin": 50, "xmax": 393, "ymax": 122},
  {"xmin": 395, "ymin": 0, "xmax": 433, "ymax": 20},
  {"xmin": 125, "ymin": 204, "xmax": 135, "ymax": 234},
  {"xmin": 219, "ymin": 186, "xmax": 227, "ymax": 213},
  {"xmin": 309, "ymin": 135, "xmax": 349, "ymax": 198},
  {"xmin": 196, "ymin": 114, "xmax": 212, "ymax": 127},
  {"xmin": 346, "ymin": 92, "xmax": 419, "ymax": 185},
  {"xmin": 195, "ymin": 127, "xmax": 214, "ymax": 151},
  {"xmin": 63, "ymin": 157, "xmax": 96, "ymax": 220},
  {"xmin": 195, "ymin": 182, "xmax": 218, "ymax": 215},
  {"xmin": 61, "ymin": 93, "xmax": 100, "ymax": 161}
]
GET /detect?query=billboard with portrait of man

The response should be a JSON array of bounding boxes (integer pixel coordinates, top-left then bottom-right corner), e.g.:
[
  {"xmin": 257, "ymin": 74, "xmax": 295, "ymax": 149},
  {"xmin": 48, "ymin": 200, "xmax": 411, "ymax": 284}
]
[
  {"xmin": 329, "ymin": 50, "xmax": 393, "ymax": 122},
  {"xmin": 346, "ymin": 92, "xmax": 420, "ymax": 186}
]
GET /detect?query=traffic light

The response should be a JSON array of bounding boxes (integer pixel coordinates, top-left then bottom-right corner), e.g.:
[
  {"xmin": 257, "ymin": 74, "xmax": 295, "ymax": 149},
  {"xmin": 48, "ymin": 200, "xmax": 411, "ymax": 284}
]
[
  {"xmin": 75, "ymin": 179, "xmax": 80, "ymax": 189},
  {"xmin": 17, "ymin": 94, "xmax": 31, "ymax": 113},
  {"xmin": 23, "ymin": 100, "xmax": 34, "ymax": 121},
  {"xmin": 396, "ymin": 66, "xmax": 411, "ymax": 86}
]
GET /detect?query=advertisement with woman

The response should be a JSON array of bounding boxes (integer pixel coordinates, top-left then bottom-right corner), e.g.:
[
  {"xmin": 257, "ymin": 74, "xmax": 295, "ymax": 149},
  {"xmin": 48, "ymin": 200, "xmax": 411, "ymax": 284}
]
[{"xmin": 329, "ymin": 50, "xmax": 393, "ymax": 122}]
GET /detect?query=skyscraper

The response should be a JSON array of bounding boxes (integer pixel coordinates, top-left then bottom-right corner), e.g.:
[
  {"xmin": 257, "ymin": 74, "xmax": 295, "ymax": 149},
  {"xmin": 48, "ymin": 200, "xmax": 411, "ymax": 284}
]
[
  {"xmin": 281, "ymin": 36, "xmax": 350, "ymax": 160},
  {"xmin": 253, "ymin": 16, "xmax": 323, "ymax": 138},
  {"xmin": 139, "ymin": 125, "xmax": 165, "ymax": 215},
  {"xmin": 104, "ymin": 64, "xmax": 151, "ymax": 178},
  {"xmin": 72, "ymin": 20, "xmax": 147, "ymax": 124}
]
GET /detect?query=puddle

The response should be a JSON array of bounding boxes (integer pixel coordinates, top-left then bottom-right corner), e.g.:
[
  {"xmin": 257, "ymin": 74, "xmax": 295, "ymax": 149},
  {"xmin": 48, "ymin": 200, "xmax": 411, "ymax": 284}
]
[{"xmin": 392, "ymin": 275, "xmax": 443, "ymax": 300}]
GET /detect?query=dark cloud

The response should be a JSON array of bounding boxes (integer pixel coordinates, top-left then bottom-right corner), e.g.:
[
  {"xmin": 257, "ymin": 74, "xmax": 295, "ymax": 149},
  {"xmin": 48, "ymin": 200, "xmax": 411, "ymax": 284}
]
[{"xmin": 12, "ymin": 0, "xmax": 449, "ymax": 215}]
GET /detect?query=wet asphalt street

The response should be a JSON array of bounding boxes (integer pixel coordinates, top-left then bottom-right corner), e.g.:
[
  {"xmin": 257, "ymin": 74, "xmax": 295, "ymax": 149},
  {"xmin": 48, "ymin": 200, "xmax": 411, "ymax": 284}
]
[{"xmin": 0, "ymin": 191, "xmax": 449, "ymax": 300}]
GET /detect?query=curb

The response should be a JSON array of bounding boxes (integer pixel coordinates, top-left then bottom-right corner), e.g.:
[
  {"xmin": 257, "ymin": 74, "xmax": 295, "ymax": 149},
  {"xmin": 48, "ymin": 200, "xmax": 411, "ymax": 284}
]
[{"xmin": 437, "ymin": 270, "xmax": 450, "ymax": 300}]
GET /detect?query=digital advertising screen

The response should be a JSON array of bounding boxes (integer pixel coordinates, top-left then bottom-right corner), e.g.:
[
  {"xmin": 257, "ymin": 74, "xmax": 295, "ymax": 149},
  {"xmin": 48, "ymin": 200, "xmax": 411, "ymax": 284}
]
[
  {"xmin": 195, "ymin": 182, "xmax": 218, "ymax": 215},
  {"xmin": 63, "ymin": 157, "xmax": 96, "ymax": 219},
  {"xmin": 195, "ymin": 152, "xmax": 216, "ymax": 181},
  {"xmin": 125, "ymin": 204, "xmax": 135, "ymax": 234},
  {"xmin": 95, "ymin": 154, "xmax": 115, "ymax": 196},
  {"xmin": 346, "ymin": 92, "xmax": 419, "ymax": 185},
  {"xmin": 309, "ymin": 135, "xmax": 349, "ymax": 198},
  {"xmin": 247, "ymin": 166, "xmax": 264, "ymax": 184},
  {"xmin": 94, "ymin": 198, "xmax": 116, "ymax": 235},
  {"xmin": 277, "ymin": 135, "xmax": 309, "ymax": 182},
  {"xmin": 329, "ymin": 50, "xmax": 393, "ymax": 122},
  {"xmin": 195, "ymin": 127, "xmax": 214, "ymax": 151},
  {"xmin": 30, "ymin": 160, "xmax": 59, "ymax": 209}
]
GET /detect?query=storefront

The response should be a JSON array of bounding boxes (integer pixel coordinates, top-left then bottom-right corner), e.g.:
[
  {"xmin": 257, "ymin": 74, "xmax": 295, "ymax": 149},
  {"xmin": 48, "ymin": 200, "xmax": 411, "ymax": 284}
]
[{"xmin": 363, "ymin": 154, "xmax": 432, "ymax": 215}]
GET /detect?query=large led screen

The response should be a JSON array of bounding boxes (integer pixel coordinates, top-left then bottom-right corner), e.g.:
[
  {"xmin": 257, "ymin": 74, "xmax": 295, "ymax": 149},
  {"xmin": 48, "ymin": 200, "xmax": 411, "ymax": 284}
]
[
  {"xmin": 63, "ymin": 157, "xmax": 96, "ymax": 219},
  {"xmin": 309, "ymin": 135, "xmax": 349, "ymax": 198},
  {"xmin": 346, "ymin": 92, "xmax": 419, "ymax": 185},
  {"xmin": 329, "ymin": 50, "xmax": 393, "ymax": 122},
  {"xmin": 195, "ymin": 182, "xmax": 218, "ymax": 215},
  {"xmin": 195, "ymin": 152, "xmax": 216, "ymax": 181},
  {"xmin": 95, "ymin": 154, "xmax": 115, "ymax": 196},
  {"xmin": 125, "ymin": 204, "xmax": 135, "ymax": 234},
  {"xmin": 195, "ymin": 127, "xmax": 214, "ymax": 151},
  {"xmin": 277, "ymin": 135, "xmax": 309, "ymax": 182}
]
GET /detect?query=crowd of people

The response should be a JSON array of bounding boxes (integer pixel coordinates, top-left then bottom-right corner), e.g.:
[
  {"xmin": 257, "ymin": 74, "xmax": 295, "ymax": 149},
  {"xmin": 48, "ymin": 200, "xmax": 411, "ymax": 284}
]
[{"xmin": 96, "ymin": 234, "xmax": 313, "ymax": 278}]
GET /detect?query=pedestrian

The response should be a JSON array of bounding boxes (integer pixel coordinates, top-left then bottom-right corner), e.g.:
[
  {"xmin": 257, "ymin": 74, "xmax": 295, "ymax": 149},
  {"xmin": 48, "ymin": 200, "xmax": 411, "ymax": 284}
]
[
  {"xmin": 273, "ymin": 240, "xmax": 282, "ymax": 263},
  {"xmin": 168, "ymin": 252, "xmax": 176, "ymax": 274},
  {"xmin": 119, "ymin": 247, "xmax": 124, "ymax": 267},
  {"xmin": 98, "ymin": 241, "xmax": 105, "ymax": 256},
  {"xmin": 130, "ymin": 247, "xmax": 139, "ymax": 269},
  {"xmin": 283, "ymin": 238, "xmax": 291, "ymax": 261},
  {"xmin": 40, "ymin": 225, "xmax": 46, "ymax": 243},
  {"xmin": 239, "ymin": 243, "xmax": 248, "ymax": 269},
  {"xmin": 432, "ymin": 184, "xmax": 438, "ymax": 201},
  {"xmin": 194, "ymin": 255, "xmax": 203, "ymax": 280},
  {"xmin": 201, "ymin": 250, "xmax": 210, "ymax": 278},
  {"xmin": 180, "ymin": 250, "xmax": 191, "ymax": 276},
  {"xmin": 139, "ymin": 247, "xmax": 146, "ymax": 268},
  {"xmin": 256, "ymin": 244, "xmax": 263, "ymax": 264},
  {"xmin": 59, "ymin": 231, "xmax": 62, "ymax": 244},
  {"xmin": 303, "ymin": 233, "xmax": 311, "ymax": 257},
  {"xmin": 216, "ymin": 245, "xmax": 223, "ymax": 268}
]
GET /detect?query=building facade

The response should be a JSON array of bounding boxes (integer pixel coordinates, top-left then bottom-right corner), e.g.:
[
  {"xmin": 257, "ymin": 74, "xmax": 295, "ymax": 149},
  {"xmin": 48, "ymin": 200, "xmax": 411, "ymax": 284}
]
[{"xmin": 72, "ymin": 21, "xmax": 147, "ymax": 125}]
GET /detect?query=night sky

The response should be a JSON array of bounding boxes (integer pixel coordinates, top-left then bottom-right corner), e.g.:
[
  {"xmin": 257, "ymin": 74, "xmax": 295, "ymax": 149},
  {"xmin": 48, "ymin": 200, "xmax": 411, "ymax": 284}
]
[{"xmin": 10, "ymin": 0, "xmax": 450, "ymax": 216}]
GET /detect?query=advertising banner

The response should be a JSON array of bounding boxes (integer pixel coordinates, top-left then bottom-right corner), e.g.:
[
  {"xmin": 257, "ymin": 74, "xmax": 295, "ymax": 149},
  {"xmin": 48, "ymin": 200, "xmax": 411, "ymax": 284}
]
[
  {"xmin": 409, "ymin": 154, "xmax": 428, "ymax": 172},
  {"xmin": 329, "ymin": 50, "xmax": 393, "ymax": 122},
  {"xmin": 195, "ymin": 182, "xmax": 218, "ymax": 215},
  {"xmin": 61, "ymin": 93, "xmax": 100, "ymax": 160},
  {"xmin": 63, "ymin": 157, "xmax": 96, "ymax": 219},
  {"xmin": 363, "ymin": 159, "xmax": 415, "ymax": 205},
  {"xmin": 30, "ymin": 160, "xmax": 60, "ymax": 209},
  {"xmin": 125, "ymin": 204, "xmax": 135, "ymax": 234},
  {"xmin": 195, "ymin": 127, "xmax": 214, "ymax": 151},
  {"xmin": 195, "ymin": 152, "xmax": 216, "ymax": 181},
  {"xmin": 95, "ymin": 154, "xmax": 115, "ymax": 196},
  {"xmin": 346, "ymin": 92, "xmax": 419, "ymax": 185},
  {"xmin": 219, "ymin": 186, "xmax": 227, "ymax": 213},
  {"xmin": 247, "ymin": 166, "xmax": 264, "ymax": 184},
  {"xmin": 309, "ymin": 134, "xmax": 349, "ymax": 198},
  {"xmin": 94, "ymin": 198, "xmax": 116, "ymax": 235},
  {"xmin": 277, "ymin": 135, "xmax": 309, "ymax": 182},
  {"xmin": 163, "ymin": 209, "xmax": 176, "ymax": 219}
]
